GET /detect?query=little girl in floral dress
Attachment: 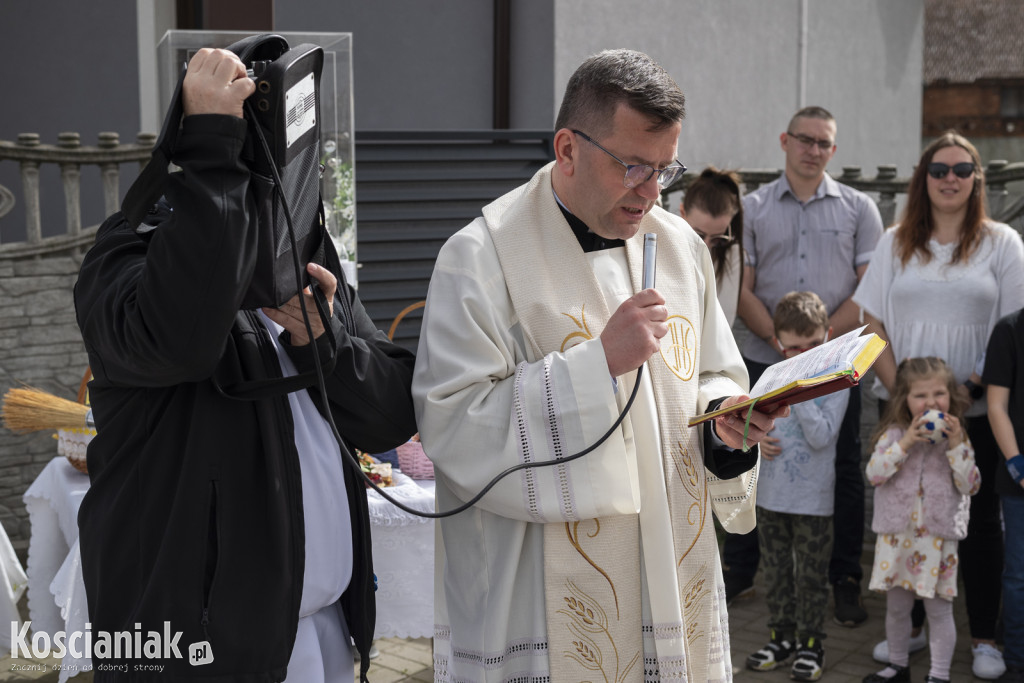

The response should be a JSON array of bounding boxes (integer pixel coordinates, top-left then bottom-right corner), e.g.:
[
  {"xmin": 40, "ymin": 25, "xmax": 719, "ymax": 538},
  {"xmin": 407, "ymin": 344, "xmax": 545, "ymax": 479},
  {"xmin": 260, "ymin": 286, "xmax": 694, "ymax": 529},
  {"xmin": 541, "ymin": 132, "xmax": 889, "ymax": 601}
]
[{"xmin": 862, "ymin": 357, "xmax": 981, "ymax": 683}]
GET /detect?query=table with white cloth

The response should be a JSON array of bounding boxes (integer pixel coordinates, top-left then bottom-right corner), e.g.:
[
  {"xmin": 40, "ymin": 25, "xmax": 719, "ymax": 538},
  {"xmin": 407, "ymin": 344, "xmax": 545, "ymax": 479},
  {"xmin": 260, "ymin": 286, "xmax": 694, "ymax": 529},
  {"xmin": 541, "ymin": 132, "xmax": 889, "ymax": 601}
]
[
  {"xmin": 365, "ymin": 471, "xmax": 435, "ymax": 640},
  {"xmin": 22, "ymin": 456, "xmax": 90, "ymax": 681},
  {"xmin": 21, "ymin": 457, "xmax": 435, "ymax": 680},
  {"xmin": 0, "ymin": 506, "xmax": 28, "ymax": 656}
]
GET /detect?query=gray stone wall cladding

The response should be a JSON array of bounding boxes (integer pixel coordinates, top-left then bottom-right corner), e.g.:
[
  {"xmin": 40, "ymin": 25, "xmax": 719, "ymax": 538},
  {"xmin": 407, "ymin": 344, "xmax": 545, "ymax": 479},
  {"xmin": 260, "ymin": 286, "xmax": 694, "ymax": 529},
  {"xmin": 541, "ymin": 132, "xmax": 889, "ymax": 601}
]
[{"xmin": 0, "ymin": 254, "xmax": 89, "ymax": 546}]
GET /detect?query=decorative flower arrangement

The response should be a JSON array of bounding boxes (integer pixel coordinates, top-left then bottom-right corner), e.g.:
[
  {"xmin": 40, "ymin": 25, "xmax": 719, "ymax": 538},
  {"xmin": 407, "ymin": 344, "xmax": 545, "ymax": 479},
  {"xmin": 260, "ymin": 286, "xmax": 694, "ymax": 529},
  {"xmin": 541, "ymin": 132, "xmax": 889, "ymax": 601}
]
[{"xmin": 321, "ymin": 139, "xmax": 356, "ymax": 261}]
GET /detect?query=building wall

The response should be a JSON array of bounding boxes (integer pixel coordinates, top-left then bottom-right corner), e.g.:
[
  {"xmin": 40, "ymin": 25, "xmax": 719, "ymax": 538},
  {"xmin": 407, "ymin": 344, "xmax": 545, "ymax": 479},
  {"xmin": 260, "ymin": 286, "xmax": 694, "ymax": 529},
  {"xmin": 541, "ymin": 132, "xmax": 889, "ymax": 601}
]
[
  {"xmin": 509, "ymin": 0, "xmax": 557, "ymax": 129},
  {"xmin": 923, "ymin": 82, "xmax": 1024, "ymax": 139},
  {"xmin": 553, "ymin": 0, "xmax": 924, "ymax": 179},
  {"xmin": 0, "ymin": 2, "xmax": 141, "ymax": 243},
  {"xmin": 925, "ymin": 84, "xmax": 1001, "ymax": 122},
  {"xmin": 274, "ymin": 0, "xmax": 555, "ymax": 131},
  {"xmin": 1, "ymin": 1, "xmax": 925, "ymax": 217},
  {"xmin": 975, "ymin": 138, "xmax": 1024, "ymax": 164}
]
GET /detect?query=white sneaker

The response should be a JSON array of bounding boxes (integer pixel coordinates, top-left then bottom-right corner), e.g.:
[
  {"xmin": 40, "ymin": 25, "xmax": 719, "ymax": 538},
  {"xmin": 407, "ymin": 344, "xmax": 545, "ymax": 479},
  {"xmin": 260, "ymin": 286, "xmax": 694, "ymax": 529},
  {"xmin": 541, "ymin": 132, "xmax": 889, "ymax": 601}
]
[
  {"xmin": 972, "ymin": 643, "xmax": 1006, "ymax": 680},
  {"xmin": 871, "ymin": 628, "xmax": 928, "ymax": 663},
  {"xmin": 353, "ymin": 643, "xmax": 381, "ymax": 662}
]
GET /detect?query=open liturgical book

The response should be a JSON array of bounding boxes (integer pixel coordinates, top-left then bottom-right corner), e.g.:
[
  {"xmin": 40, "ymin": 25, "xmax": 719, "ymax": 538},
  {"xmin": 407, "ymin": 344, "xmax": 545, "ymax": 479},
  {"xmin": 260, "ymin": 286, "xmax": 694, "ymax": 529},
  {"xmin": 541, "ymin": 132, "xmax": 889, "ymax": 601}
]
[{"xmin": 688, "ymin": 325, "xmax": 886, "ymax": 427}]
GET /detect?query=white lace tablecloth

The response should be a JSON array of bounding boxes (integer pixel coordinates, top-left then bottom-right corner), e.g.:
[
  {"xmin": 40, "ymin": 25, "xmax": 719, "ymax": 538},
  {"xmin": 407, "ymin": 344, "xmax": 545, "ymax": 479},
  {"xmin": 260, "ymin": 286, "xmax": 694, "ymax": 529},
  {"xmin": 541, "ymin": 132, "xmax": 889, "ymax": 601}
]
[
  {"xmin": 0, "ymin": 511, "xmax": 27, "ymax": 656},
  {"xmin": 22, "ymin": 457, "xmax": 90, "ymax": 680},
  {"xmin": 22, "ymin": 457, "xmax": 435, "ymax": 678},
  {"xmin": 366, "ymin": 472, "xmax": 435, "ymax": 639}
]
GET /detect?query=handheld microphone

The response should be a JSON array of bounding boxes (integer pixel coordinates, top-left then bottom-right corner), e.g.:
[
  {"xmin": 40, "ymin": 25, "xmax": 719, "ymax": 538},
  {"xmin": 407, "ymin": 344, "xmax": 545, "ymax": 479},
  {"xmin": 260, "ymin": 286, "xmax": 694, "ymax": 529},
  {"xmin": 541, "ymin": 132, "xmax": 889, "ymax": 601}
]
[{"xmin": 643, "ymin": 232, "xmax": 657, "ymax": 289}]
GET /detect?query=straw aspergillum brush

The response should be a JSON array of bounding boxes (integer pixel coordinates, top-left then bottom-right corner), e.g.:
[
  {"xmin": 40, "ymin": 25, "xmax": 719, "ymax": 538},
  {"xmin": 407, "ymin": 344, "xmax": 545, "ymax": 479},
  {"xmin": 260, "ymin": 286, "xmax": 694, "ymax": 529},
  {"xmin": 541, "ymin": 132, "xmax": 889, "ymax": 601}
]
[{"xmin": 1, "ymin": 386, "xmax": 92, "ymax": 433}]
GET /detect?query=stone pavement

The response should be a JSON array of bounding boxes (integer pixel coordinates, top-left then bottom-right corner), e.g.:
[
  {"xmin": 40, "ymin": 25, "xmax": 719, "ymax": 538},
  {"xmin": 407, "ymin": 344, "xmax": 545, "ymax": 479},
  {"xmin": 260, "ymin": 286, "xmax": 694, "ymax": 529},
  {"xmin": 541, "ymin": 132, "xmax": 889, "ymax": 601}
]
[
  {"xmin": 0, "ymin": 567, "xmax": 988, "ymax": 683},
  {"xmin": 726, "ymin": 562, "xmax": 977, "ymax": 682},
  {"xmin": 359, "ymin": 553, "xmax": 983, "ymax": 682},
  {"xmin": 358, "ymin": 638, "xmax": 433, "ymax": 682}
]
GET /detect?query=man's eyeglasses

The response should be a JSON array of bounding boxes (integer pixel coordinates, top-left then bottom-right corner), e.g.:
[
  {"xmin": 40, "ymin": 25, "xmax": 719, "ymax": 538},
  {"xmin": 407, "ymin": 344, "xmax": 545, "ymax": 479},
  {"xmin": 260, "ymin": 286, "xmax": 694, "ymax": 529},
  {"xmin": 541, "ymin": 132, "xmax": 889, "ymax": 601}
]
[
  {"xmin": 786, "ymin": 131, "xmax": 834, "ymax": 152},
  {"xmin": 927, "ymin": 162, "xmax": 975, "ymax": 179},
  {"xmin": 694, "ymin": 224, "xmax": 735, "ymax": 249},
  {"xmin": 572, "ymin": 130, "xmax": 686, "ymax": 189}
]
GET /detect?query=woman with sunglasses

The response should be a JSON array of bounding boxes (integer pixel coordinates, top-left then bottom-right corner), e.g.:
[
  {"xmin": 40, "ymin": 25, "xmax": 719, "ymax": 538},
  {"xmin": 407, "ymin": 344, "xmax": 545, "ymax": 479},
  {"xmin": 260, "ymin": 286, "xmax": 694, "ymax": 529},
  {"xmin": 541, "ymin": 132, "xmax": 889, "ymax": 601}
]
[
  {"xmin": 854, "ymin": 130, "xmax": 1024, "ymax": 682},
  {"xmin": 679, "ymin": 166, "xmax": 745, "ymax": 325}
]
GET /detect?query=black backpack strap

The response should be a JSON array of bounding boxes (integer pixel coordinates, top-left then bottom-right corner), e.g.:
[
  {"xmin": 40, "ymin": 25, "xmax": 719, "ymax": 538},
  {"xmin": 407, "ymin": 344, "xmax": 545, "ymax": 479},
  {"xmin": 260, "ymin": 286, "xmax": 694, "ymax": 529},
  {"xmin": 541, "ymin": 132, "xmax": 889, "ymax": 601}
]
[
  {"xmin": 121, "ymin": 34, "xmax": 290, "ymax": 227},
  {"xmin": 121, "ymin": 72, "xmax": 185, "ymax": 227}
]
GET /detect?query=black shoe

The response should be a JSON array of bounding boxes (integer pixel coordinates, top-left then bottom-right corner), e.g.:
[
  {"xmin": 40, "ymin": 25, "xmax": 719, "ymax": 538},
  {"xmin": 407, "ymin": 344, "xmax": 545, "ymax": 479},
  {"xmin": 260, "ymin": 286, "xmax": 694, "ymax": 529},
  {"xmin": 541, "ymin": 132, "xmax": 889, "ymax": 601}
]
[
  {"xmin": 997, "ymin": 665, "xmax": 1024, "ymax": 682},
  {"xmin": 724, "ymin": 573, "xmax": 754, "ymax": 606},
  {"xmin": 924, "ymin": 676, "xmax": 950, "ymax": 683},
  {"xmin": 790, "ymin": 637, "xmax": 825, "ymax": 681},
  {"xmin": 746, "ymin": 630, "xmax": 795, "ymax": 672},
  {"xmin": 861, "ymin": 664, "xmax": 910, "ymax": 682},
  {"xmin": 833, "ymin": 576, "xmax": 867, "ymax": 626}
]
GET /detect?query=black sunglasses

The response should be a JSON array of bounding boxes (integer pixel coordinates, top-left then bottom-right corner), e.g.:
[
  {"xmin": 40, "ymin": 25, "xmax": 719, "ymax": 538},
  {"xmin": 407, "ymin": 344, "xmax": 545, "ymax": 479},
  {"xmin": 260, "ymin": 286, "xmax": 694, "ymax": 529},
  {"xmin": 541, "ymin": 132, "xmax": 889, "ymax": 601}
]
[{"xmin": 927, "ymin": 162, "xmax": 975, "ymax": 179}]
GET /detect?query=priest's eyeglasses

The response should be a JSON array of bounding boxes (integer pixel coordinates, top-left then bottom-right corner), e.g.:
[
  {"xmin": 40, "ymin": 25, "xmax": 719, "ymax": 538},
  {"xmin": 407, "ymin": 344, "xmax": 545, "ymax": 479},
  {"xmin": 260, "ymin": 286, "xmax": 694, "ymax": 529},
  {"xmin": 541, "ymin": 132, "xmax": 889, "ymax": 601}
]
[{"xmin": 573, "ymin": 129, "xmax": 686, "ymax": 189}]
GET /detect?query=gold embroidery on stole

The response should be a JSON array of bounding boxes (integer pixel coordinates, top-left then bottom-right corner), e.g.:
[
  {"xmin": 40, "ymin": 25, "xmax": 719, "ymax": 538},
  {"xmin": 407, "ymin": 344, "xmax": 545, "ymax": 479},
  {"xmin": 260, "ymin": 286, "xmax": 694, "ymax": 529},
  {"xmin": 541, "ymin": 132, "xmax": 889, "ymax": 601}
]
[
  {"xmin": 557, "ymin": 580, "xmax": 641, "ymax": 682},
  {"xmin": 682, "ymin": 564, "xmax": 711, "ymax": 647},
  {"xmin": 659, "ymin": 315, "xmax": 697, "ymax": 381},
  {"xmin": 561, "ymin": 305, "xmax": 594, "ymax": 351},
  {"xmin": 671, "ymin": 440, "xmax": 709, "ymax": 566},
  {"xmin": 565, "ymin": 520, "xmax": 620, "ymax": 618}
]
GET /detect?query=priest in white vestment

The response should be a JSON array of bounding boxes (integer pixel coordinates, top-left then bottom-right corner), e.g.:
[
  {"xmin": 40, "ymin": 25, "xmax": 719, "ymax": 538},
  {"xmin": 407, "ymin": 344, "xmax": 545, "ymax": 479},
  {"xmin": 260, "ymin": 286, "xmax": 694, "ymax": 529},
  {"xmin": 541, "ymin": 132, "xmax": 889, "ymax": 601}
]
[{"xmin": 412, "ymin": 50, "xmax": 785, "ymax": 683}]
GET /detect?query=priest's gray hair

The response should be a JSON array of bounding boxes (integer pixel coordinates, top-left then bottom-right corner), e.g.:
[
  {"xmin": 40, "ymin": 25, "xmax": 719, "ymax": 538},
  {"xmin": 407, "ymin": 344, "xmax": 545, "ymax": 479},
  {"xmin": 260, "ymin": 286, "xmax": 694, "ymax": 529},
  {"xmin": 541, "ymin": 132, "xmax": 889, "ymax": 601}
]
[{"xmin": 555, "ymin": 49, "xmax": 686, "ymax": 138}]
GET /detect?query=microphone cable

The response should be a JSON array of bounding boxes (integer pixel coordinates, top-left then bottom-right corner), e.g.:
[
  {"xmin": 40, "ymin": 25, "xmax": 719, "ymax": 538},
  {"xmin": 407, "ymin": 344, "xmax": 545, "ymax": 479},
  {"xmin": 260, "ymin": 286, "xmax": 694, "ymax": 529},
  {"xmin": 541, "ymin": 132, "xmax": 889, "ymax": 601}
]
[{"xmin": 247, "ymin": 101, "xmax": 644, "ymax": 518}]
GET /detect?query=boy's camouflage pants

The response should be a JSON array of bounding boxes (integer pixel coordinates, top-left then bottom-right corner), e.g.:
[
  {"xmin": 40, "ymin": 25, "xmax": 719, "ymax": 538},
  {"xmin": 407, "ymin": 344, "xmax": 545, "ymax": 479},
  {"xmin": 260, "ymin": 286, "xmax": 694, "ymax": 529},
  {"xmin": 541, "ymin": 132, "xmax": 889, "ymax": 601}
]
[{"xmin": 756, "ymin": 507, "xmax": 834, "ymax": 641}]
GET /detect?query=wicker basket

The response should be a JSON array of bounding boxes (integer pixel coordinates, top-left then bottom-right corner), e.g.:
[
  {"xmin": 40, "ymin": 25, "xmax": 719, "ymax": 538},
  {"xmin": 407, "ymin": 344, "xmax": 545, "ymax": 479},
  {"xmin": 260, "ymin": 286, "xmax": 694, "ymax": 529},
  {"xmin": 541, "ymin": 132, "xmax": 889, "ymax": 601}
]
[
  {"xmin": 57, "ymin": 428, "xmax": 94, "ymax": 474},
  {"xmin": 396, "ymin": 440, "xmax": 434, "ymax": 479},
  {"xmin": 65, "ymin": 366, "xmax": 94, "ymax": 474}
]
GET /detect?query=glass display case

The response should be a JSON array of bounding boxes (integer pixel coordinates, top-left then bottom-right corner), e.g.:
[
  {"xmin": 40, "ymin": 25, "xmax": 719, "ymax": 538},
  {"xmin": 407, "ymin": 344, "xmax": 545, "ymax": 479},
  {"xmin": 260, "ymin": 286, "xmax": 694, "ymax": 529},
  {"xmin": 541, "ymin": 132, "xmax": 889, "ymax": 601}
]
[{"xmin": 156, "ymin": 31, "xmax": 357, "ymax": 284}]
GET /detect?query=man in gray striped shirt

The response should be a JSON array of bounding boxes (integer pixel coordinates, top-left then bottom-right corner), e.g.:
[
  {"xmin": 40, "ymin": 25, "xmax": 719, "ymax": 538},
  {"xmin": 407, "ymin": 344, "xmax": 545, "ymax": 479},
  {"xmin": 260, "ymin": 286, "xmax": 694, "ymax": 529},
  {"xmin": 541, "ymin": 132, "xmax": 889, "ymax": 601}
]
[{"xmin": 728, "ymin": 106, "xmax": 883, "ymax": 630}]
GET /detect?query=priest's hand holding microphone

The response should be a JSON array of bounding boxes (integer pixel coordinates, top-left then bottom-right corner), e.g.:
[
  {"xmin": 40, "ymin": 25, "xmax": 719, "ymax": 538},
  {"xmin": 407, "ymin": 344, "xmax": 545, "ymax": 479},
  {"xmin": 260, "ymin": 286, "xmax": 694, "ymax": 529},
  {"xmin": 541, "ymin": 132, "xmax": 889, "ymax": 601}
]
[{"xmin": 599, "ymin": 233, "xmax": 787, "ymax": 451}]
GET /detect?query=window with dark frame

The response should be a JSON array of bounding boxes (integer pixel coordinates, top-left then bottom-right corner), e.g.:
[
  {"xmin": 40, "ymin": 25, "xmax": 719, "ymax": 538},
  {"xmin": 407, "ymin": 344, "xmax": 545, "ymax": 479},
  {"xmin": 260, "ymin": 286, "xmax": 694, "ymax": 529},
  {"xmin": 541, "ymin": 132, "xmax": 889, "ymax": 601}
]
[{"xmin": 175, "ymin": 0, "xmax": 273, "ymax": 31}]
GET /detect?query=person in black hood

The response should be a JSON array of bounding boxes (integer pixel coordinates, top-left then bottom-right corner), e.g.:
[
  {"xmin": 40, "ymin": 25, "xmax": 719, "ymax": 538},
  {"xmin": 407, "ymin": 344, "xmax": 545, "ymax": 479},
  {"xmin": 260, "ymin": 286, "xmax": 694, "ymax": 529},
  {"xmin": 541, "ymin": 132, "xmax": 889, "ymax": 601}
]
[{"xmin": 74, "ymin": 46, "xmax": 417, "ymax": 682}]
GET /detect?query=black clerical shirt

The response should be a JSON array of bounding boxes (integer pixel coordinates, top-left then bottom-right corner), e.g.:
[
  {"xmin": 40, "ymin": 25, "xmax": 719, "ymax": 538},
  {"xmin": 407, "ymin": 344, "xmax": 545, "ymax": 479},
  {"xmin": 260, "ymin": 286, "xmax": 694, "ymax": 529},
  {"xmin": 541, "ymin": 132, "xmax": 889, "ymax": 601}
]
[{"xmin": 557, "ymin": 203, "xmax": 625, "ymax": 253}]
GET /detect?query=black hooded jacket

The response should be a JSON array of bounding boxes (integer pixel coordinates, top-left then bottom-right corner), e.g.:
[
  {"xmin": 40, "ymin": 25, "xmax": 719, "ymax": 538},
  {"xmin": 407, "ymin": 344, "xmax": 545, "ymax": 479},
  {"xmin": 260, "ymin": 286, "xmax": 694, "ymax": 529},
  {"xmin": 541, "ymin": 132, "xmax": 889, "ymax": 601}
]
[{"xmin": 74, "ymin": 114, "xmax": 417, "ymax": 681}]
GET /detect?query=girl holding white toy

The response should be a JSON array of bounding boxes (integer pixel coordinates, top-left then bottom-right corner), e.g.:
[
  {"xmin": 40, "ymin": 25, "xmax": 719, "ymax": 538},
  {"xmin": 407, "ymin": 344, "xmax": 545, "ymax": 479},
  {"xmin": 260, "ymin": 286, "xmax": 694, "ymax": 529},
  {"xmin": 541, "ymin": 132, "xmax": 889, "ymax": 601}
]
[
  {"xmin": 862, "ymin": 356, "xmax": 980, "ymax": 683},
  {"xmin": 854, "ymin": 131, "xmax": 1024, "ymax": 679}
]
